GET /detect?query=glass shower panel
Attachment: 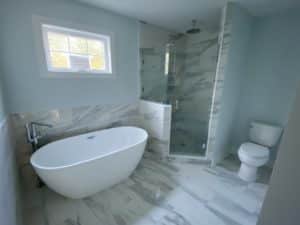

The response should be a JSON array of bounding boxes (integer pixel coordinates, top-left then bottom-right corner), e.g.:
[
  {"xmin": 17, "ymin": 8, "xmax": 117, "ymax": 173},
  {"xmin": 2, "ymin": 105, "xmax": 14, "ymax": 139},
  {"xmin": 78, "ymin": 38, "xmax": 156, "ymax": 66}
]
[
  {"xmin": 140, "ymin": 48, "xmax": 168, "ymax": 103},
  {"xmin": 139, "ymin": 32, "xmax": 218, "ymax": 157}
]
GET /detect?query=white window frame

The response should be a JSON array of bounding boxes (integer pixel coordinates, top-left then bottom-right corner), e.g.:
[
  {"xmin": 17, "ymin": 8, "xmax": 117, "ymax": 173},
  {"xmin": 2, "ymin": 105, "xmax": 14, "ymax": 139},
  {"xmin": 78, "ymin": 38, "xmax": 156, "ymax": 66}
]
[{"xmin": 33, "ymin": 15, "xmax": 116, "ymax": 78}]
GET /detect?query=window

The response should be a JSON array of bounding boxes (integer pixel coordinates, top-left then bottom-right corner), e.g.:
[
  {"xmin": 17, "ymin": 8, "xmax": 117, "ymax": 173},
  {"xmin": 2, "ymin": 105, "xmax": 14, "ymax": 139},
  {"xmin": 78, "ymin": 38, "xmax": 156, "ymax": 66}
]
[{"xmin": 41, "ymin": 24, "xmax": 112, "ymax": 75}]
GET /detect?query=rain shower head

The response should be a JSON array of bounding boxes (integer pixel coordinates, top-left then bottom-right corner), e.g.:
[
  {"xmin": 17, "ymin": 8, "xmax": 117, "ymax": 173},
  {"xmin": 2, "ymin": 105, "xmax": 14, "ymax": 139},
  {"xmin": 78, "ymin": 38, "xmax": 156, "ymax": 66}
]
[{"xmin": 186, "ymin": 20, "xmax": 201, "ymax": 34}]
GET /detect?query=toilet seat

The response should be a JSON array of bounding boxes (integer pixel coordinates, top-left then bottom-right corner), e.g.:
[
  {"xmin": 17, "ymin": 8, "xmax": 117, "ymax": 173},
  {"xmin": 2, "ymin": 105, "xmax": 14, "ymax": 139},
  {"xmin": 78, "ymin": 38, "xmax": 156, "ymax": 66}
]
[
  {"xmin": 239, "ymin": 142, "xmax": 269, "ymax": 158},
  {"xmin": 238, "ymin": 142, "xmax": 269, "ymax": 167}
]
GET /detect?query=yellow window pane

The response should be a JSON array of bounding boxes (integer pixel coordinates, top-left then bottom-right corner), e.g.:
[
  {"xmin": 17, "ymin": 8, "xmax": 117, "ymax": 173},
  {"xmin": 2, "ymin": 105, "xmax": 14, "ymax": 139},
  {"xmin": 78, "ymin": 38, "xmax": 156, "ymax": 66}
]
[
  {"xmin": 90, "ymin": 55, "xmax": 105, "ymax": 70},
  {"xmin": 88, "ymin": 39, "xmax": 104, "ymax": 55},
  {"xmin": 50, "ymin": 52, "xmax": 69, "ymax": 69},
  {"xmin": 48, "ymin": 32, "xmax": 68, "ymax": 51},
  {"xmin": 69, "ymin": 36, "xmax": 88, "ymax": 55}
]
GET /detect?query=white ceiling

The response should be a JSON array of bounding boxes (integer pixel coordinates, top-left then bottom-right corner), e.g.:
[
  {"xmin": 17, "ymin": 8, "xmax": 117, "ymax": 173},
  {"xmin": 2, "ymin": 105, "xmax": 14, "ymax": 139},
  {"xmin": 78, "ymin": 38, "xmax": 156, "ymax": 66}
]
[{"xmin": 76, "ymin": 0, "xmax": 300, "ymax": 32}]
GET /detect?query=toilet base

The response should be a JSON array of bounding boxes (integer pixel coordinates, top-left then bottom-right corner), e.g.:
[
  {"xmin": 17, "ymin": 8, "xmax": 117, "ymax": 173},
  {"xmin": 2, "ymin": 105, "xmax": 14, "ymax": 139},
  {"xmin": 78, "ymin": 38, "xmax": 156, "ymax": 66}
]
[{"xmin": 238, "ymin": 163, "xmax": 258, "ymax": 182}]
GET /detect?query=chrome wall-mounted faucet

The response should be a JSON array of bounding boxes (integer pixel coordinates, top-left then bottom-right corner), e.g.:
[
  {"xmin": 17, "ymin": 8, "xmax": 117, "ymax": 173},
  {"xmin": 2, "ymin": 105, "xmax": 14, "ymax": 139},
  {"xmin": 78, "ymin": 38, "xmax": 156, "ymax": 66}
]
[{"xmin": 25, "ymin": 122, "xmax": 53, "ymax": 147}]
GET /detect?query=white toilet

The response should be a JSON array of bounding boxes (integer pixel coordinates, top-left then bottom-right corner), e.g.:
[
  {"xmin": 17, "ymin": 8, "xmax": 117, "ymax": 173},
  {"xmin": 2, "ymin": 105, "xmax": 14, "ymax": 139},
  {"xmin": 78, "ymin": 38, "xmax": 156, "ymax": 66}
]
[{"xmin": 238, "ymin": 121, "xmax": 282, "ymax": 182}]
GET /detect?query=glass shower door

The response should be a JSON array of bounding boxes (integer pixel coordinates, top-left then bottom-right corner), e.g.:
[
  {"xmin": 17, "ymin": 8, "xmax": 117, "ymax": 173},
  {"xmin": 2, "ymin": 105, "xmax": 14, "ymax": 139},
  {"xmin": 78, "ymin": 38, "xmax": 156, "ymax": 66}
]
[{"xmin": 167, "ymin": 34, "xmax": 218, "ymax": 157}]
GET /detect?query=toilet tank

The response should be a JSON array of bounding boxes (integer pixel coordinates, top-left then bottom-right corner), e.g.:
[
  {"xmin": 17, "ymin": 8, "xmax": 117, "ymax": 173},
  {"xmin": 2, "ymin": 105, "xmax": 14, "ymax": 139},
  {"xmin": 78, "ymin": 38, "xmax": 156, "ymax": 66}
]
[{"xmin": 249, "ymin": 121, "xmax": 283, "ymax": 147}]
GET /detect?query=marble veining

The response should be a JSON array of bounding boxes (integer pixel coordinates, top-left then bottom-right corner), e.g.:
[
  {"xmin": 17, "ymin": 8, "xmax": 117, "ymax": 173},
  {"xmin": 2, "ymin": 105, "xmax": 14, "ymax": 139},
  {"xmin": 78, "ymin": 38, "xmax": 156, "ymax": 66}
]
[{"xmin": 22, "ymin": 152, "xmax": 269, "ymax": 225}]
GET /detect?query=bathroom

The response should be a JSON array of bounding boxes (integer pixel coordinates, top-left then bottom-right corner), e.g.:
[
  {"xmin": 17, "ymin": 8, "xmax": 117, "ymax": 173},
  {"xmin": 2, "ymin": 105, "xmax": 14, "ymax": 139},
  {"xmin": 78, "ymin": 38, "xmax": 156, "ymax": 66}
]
[{"xmin": 1, "ymin": 0, "xmax": 300, "ymax": 225}]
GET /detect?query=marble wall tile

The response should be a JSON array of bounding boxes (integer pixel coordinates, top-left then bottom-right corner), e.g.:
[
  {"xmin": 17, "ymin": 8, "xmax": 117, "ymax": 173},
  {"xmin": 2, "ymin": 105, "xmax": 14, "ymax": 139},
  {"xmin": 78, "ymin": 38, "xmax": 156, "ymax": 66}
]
[
  {"xmin": 139, "ymin": 100, "xmax": 172, "ymax": 158},
  {"xmin": 11, "ymin": 103, "xmax": 140, "ymax": 163},
  {"xmin": 139, "ymin": 100, "xmax": 171, "ymax": 140}
]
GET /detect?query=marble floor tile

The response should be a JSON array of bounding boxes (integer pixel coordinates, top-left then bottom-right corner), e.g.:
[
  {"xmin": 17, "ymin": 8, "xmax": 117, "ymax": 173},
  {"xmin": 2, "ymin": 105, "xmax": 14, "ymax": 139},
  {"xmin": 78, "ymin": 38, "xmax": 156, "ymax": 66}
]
[
  {"xmin": 22, "ymin": 153, "xmax": 269, "ymax": 225},
  {"xmin": 219, "ymin": 154, "xmax": 272, "ymax": 184}
]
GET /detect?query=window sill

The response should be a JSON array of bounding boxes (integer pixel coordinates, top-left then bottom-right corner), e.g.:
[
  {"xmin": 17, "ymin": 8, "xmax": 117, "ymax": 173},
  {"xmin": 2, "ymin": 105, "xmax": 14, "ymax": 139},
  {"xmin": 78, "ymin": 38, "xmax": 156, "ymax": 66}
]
[{"xmin": 41, "ymin": 71, "xmax": 116, "ymax": 79}]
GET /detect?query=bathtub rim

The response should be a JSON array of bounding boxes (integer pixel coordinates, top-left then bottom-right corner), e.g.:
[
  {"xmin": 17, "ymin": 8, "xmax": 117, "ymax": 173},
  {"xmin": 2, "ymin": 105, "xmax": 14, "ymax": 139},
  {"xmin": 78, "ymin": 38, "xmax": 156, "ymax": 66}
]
[{"xmin": 30, "ymin": 126, "xmax": 148, "ymax": 171}]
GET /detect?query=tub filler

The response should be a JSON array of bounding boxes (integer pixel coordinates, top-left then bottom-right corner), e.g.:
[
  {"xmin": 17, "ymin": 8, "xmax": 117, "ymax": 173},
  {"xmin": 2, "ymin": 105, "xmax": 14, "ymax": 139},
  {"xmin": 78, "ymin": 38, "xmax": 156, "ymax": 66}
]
[{"xmin": 30, "ymin": 127, "xmax": 148, "ymax": 199}]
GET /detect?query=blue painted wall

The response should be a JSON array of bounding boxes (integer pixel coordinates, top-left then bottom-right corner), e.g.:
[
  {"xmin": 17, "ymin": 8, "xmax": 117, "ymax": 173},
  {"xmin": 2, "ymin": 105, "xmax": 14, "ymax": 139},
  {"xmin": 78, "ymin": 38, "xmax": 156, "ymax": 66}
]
[
  {"xmin": 212, "ymin": 3, "xmax": 254, "ymax": 164},
  {"xmin": 0, "ymin": 0, "xmax": 140, "ymax": 113},
  {"xmin": 0, "ymin": 77, "xmax": 7, "ymax": 121},
  {"xmin": 232, "ymin": 10, "xmax": 300, "ymax": 161},
  {"xmin": 0, "ymin": 16, "xmax": 7, "ymax": 120},
  {"xmin": 0, "ymin": 47, "xmax": 20, "ymax": 225}
]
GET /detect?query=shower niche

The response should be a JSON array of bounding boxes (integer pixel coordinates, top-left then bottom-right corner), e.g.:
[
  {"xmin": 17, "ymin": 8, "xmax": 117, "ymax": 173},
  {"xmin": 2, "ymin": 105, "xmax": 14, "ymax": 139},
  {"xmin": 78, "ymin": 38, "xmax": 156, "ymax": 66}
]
[{"xmin": 140, "ymin": 24, "xmax": 219, "ymax": 158}]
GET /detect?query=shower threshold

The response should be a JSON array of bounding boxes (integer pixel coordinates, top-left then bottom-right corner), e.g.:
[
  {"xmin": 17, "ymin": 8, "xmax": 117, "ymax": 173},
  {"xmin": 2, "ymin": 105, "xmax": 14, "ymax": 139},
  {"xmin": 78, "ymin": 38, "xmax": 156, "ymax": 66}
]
[{"xmin": 168, "ymin": 153, "xmax": 211, "ymax": 164}]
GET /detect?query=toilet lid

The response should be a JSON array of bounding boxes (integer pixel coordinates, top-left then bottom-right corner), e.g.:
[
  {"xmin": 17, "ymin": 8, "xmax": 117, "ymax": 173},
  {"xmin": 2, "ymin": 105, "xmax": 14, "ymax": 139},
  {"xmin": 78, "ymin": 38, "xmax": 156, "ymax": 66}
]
[{"xmin": 240, "ymin": 142, "xmax": 269, "ymax": 158}]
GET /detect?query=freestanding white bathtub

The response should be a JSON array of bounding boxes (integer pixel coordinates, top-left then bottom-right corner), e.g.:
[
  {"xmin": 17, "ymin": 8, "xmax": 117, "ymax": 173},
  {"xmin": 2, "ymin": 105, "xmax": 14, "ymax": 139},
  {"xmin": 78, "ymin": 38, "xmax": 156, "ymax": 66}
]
[{"xmin": 30, "ymin": 126, "xmax": 148, "ymax": 199}]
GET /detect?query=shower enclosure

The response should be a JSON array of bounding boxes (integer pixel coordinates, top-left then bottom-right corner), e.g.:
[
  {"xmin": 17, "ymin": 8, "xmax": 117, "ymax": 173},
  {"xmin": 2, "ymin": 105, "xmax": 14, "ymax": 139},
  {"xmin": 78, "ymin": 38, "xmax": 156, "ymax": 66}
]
[{"xmin": 140, "ymin": 31, "xmax": 219, "ymax": 157}]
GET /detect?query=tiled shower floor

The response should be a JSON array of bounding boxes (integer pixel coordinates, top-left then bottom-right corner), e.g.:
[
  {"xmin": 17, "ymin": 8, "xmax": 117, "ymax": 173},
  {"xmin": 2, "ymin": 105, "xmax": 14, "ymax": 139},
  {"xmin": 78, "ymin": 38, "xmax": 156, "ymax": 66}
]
[{"xmin": 22, "ymin": 153, "xmax": 271, "ymax": 225}]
